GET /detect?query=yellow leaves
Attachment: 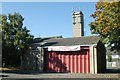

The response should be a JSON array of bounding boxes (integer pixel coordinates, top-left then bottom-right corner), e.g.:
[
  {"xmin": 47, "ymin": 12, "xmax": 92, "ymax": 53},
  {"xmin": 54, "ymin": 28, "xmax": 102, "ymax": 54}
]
[
  {"xmin": 101, "ymin": 27, "xmax": 109, "ymax": 35},
  {"xmin": 90, "ymin": 0, "xmax": 120, "ymax": 50}
]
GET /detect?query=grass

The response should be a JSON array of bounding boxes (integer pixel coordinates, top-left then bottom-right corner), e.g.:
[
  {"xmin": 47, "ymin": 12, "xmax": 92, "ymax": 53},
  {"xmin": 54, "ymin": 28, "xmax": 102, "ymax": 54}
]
[{"xmin": 0, "ymin": 67, "xmax": 19, "ymax": 70}]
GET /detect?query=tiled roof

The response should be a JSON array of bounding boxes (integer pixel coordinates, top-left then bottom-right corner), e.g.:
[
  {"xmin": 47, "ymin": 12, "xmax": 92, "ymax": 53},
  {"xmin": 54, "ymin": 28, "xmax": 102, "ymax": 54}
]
[{"xmin": 42, "ymin": 36, "xmax": 100, "ymax": 46}]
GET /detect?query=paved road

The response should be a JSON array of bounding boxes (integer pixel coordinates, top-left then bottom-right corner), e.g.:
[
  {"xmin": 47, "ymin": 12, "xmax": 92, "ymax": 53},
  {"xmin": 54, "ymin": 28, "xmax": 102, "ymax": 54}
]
[
  {"xmin": 1, "ymin": 72, "xmax": 120, "ymax": 80},
  {"xmin": 0, "ymin": 69, "xmax": 120, "ymax": 80}
]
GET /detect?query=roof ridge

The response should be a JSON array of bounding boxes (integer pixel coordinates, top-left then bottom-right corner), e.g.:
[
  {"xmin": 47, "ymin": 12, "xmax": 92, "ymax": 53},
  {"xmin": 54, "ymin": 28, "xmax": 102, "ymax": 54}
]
[{"xmin": 52, "ymin": 35, "xmax": 99, "ymax": 40}]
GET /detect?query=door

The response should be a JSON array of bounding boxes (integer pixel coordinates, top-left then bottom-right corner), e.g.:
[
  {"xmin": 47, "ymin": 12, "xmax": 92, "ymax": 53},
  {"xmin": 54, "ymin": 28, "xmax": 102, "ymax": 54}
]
[{"xmin": 44, "ymin": 48, "xmax": 90, "ymax": 73}]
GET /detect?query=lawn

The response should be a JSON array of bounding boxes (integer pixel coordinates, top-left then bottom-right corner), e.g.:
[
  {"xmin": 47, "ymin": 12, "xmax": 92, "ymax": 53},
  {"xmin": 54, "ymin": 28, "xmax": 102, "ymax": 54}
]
[{"xmin": 0, "ymin": 67, "xmax": 19, "ymax": 71}]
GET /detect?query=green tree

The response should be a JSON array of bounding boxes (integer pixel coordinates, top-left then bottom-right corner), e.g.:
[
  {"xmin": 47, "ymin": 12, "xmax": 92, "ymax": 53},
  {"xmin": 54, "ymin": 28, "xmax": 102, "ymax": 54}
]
[
  {"xmin": 89, "ymin": 1, "xmax": 120, "ymax": 51},
  {"xmin": 0, "ymin": 13, "xmax": 34, "ymax": 67},
  {"xmin": 108, "ymin": 54, "xmax": 112, "ymax": 62}
]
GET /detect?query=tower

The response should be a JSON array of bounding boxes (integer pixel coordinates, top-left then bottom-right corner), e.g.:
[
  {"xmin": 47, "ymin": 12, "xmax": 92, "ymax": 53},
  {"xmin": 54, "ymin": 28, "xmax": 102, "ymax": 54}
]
[{"xmin": 72, "ymin": 9, "xmax": 84, "ymax": 37}]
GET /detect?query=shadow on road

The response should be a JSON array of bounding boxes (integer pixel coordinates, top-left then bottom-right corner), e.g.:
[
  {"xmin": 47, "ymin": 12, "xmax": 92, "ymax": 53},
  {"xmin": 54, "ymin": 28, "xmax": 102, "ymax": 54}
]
[
  {"xmin": 1, "ymin": 70, "xmax": 42, "ymax": 75},
  {"xmin": 2, "ymin": 69, "xmax": 120, "ymax": 74},
  {"xmin": 104, "ymin": 69, "xmax": 120, "ymax": 73},
  {"xmin": 1, "ymin": 70, "xmax": 69, "ymax": 75},
  {"xmin": 0, "ymin": 74, "xmax": 8, "ymax": 77}
]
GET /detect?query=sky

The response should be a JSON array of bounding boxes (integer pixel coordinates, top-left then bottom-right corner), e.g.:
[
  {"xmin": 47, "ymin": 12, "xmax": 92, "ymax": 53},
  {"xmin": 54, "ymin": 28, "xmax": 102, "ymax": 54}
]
[{"xmin": 2, "ymin": 2, "xmax": 96, "ymax": 38}]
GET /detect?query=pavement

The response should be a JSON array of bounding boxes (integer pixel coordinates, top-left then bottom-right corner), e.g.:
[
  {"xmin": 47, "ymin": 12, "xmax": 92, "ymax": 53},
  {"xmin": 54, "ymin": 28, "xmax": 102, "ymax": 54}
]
[
  {"xmin": 1, "ymin": 73, "xmax": 120, "ymax": 80},
  {"xmin": 0, "ymin": 69, "xmax": 120, "ymax": 80}
]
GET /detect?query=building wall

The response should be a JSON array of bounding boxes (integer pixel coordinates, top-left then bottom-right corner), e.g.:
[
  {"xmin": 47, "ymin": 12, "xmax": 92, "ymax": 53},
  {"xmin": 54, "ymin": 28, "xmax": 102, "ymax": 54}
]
[
  {"xmin": 22, "ymin": 41, "xmax": 106, "ymax": 74},
  {"xmin": 96, "ymin": 41, "xmax": 106, "ymax": 73},
  {"xmin": 22, "ymin": 45, "xmax": 44, "ymax": 71},
  {"xmin": 44, "ymin": 46, "xmax": 90, "ymax": 73},
  {"xmin": 90, "ymin": 45, "xmax": 98, "ymax": 74}
]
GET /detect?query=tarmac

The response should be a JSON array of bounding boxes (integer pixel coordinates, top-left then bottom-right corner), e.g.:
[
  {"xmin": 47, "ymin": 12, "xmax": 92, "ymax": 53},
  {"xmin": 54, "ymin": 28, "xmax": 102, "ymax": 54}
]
[{"xmin": 0, "ymin": 69, "xmax": 120, "ymax": 80}]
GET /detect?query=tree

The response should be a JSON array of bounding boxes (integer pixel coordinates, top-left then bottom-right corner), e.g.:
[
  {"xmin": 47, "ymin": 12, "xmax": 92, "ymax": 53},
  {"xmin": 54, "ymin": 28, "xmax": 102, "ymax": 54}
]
[
  {"xmin": 108, "ymin": 54, "xmax": 112, "ymax": 62},
  {"xmin": 0, "ymin": 13, "xmax": 34, "ymax": 67},
  {"xmin": 89, "ymin": 0, "xmax": 120, "ymax": 51},
  {"xmin": 0, "ymin": 19, "xmax": 1, "ymax": 67}
]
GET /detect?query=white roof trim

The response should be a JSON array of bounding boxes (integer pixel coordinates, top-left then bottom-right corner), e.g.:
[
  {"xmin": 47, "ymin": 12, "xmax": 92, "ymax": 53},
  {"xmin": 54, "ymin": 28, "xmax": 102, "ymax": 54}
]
[{"xmin": 44, "ymin": 44, "xmax": 97, "ymax": 48}]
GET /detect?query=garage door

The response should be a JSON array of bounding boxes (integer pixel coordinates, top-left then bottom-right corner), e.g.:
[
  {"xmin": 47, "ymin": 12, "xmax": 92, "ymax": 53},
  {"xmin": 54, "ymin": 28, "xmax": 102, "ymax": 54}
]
[{"xmin": 44, "ymin": 47, "xmax": 90, "ymax": 73}]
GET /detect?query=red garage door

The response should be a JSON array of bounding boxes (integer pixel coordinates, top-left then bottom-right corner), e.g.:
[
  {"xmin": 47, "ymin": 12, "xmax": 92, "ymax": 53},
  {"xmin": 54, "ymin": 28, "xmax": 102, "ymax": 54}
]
[{"xmin": 44, "ymin": 46, "xmax": 90, "ymax": 73}]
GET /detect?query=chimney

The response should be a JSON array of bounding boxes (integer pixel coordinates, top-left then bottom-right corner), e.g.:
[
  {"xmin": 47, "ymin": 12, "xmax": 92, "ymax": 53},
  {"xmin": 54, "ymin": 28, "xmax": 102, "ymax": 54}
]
[{"xmin": 72, "ymin": 10, "xmax": 84, "ymax": 37}]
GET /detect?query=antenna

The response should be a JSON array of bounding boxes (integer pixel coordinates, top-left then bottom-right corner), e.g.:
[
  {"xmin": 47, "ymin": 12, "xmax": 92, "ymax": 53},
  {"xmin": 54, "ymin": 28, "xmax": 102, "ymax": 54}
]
[{"xmin": 72, "ymin": 7, "xmax": 74, "ymax": 12}]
